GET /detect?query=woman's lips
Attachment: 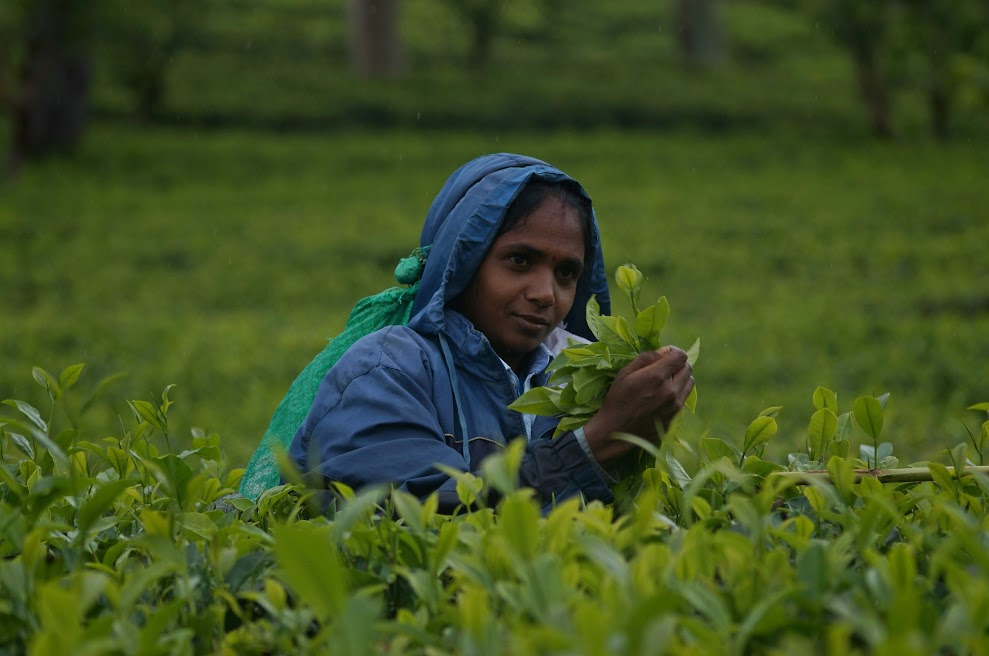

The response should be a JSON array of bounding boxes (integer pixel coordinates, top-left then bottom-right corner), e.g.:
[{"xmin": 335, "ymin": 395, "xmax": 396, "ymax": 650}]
[{"xmin": 514, "ymin": 313, "xmax": 550, "ymax": 331}]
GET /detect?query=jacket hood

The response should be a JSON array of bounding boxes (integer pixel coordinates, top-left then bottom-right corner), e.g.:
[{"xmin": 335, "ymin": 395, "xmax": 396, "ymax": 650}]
[{"xmin": 408, "ymin": 152, "xmax": 611, "ymax": 341}]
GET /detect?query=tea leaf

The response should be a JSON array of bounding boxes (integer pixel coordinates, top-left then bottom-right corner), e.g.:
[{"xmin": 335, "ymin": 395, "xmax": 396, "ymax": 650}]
[
  {"xmin": 272, "ymin": 523, "xmax": 348, "ymax": 619},
  {"xmin": 808, "ymin": 408, "xmax": 838, "ymax": 459},
  {"xmin": 665, "ymin": 453, "xmax": 692, "ymax": 489},
  {"xmin": 2, "ymin": 400, "xmax": 47, "ymax": 433},
  {"xmin": 928, "ymin": 462, "xmax": 956, "ymax": 494},
  {"xmin": 701, "ymin": 437, "xmax": 742, "ymax": 464},
  {"xmin": 76, "ymin": 479, "xmax": 135, "ymax": 543},
  {"xmin": 79, "ymin": 372, "xmax": 127, "ymax": 417},
  {"xmin": 615, "ymin": 263, "xmax": 643, "ymax": 307},
  {"xmin": 685, "ymin": 337, "xmax": 700, "ymax": 367},
  {"xmin": 796, "ymin": 541, "xmax": 829, "ymax": 598},
  {"xmin": 743, "ymin": 416, "xmax": 777, "ymax": 454},
  {"xmin": 58, "ymin": 363, "xmax": 85, "ymax": 392},
  {"xmin": 853, "ymin": 396, "xmax": 884, "ymax": 440},
  {"xmin": 130, "ymin": 400, "xmax": 166, "ymax": 431},
  {"xmin": 684, "ymin": 385, "xmax": 698, "ymax": 413},
  {"xmin": 508, "ymin": 387, "xmax": 562, "ymax": 416},
  {"xmin": 635, "ymin": 297, "xmax": 669, "ymax": 349},
  {"xmin": 33, "ymin": 367, "xmax": 60, "ymax": 400},
  {"xmin": 498, "ymin": 492, "xmax": 540, "ymax": 561}
]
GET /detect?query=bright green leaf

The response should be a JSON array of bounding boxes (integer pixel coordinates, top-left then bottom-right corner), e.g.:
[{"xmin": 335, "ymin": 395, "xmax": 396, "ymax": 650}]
[
  {"xmin": 272, "ymin": 523, "xmax": 348, "ymax": 619},
  {"xmin": 743, "ymin": 416, "xmax": 777, "ymax": 453},
  {"xmin": 508, "ymin": 386, "xmax": 562, "ymax": 416},
  {"xmin": 684, "ymin": 385, "xmax": 698, "ymax": 413},
  {"xmin": 615, "ymin": 263, "xmax": 643, "ymax": 306},
  {"xmin": 498, "ymin": 492, "xmax": 540, "ymax": 561},
  {"xmin": 808, "ymin": 408, "xmax": 838, "ymax": 459},
  {"xmin": 812, "ymin": 387, "xmax": 838, "ymax": 413},
  {"xmin": 853, "ymin": 396, "xmax": 884, "ymax": 440},
  {"xmin": 685, "ymin": 337, "xmax": 700, "ymax": 366},
  {"xmin": 635, "ymin": 297, "xmax": 669, "ymax": 349}
]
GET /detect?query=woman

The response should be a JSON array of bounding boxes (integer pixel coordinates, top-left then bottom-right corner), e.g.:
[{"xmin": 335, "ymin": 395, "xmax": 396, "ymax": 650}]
[{"xmin": 287, "ymin": 153, "xmax": 694, "ymax": 512}]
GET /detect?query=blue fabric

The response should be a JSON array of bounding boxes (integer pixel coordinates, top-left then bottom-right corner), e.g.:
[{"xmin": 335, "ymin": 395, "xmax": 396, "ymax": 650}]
[{"xmin": 288, "ymin": 153, "xmax": 614, "ymax": 510}]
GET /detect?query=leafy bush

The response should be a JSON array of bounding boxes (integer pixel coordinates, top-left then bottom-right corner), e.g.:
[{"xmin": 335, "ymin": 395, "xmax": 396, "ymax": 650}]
[{"xmin": 3, "ymin": 365, "xmax": 989, "ymax": 654}]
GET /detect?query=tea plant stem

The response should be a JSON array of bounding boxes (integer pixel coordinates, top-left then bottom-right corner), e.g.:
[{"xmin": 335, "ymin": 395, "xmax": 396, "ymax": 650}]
[{"xmin": 772, "ymin": 466, "xmax": 989, "ymax": 485}]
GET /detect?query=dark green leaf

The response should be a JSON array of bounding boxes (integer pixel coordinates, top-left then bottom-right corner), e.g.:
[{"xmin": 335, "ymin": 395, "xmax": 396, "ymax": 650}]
[
  {"xmin": 33, "ymin": 367, "xmax": 60, "ymax": 399},
  {"xmin": 79, "ymin": 372, "xmax": 127, "ymax": 417},
  {"xmin": 77, "ymin": 479, "xmax": 135, "ymax": 541},
  {"xmin": 3, "ymin": 400, "xmax": 47, "ymax": 432},
  {"xmin": 796, "ymin": 542, "xmax": 829, "ymax": 598},
  {"xmin": 58, "ymin": 364, "xmax": 85, "ymax": 392}
]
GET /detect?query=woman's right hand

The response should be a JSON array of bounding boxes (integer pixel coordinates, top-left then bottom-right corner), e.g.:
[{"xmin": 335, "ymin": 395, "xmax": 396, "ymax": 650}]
[{"xmin": 581, "ymin": 346, "xmax": 694, "ymax": 464}]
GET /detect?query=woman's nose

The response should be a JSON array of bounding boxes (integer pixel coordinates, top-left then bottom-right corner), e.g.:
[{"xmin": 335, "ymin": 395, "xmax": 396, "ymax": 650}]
[{"xmin": 526, "ymin": 271, "xmax": 555, "ymax": 307}]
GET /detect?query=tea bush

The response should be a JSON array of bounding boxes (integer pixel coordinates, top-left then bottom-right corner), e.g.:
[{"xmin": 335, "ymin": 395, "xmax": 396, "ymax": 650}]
[{"xmin": 2, "ymin": 364, "xmax": 989, "ymax": 655}]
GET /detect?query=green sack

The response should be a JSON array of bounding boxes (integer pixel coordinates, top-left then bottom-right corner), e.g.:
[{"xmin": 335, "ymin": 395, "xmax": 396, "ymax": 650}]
[{"xmin": 238, "ymin": 248, "xmax": 429, "ymax": 501}]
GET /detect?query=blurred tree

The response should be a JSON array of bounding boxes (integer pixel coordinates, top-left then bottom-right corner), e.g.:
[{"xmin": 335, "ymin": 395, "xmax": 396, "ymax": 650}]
[
  {"xmin": 898, "ymin": 0, "xmax": 989, "ymax": 140},
  {"xmin": 676, "ymin": 0, "xmax": 727, "ymax": 67},
  {"xmin": 815, "ymin": 0, "xmax": 895, "ymax": 138},
  {"xmin": 443, "ymin": 0, "xmax": 503, "ymax": 70},
  {"xmin": 99, "ymin": 0, "xmax": 198, "ymax": 124},
  {"xmin": 347, "ymin": 0, "xmax": 405, "ymax": 77},
  {"xmin": 1, "ymin": 0, "xmax": 94, "ymax": 175}
]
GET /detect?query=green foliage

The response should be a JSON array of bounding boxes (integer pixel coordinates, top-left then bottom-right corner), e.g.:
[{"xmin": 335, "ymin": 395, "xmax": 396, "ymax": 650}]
[
  {"xmin": 2, "ymin": 128, "xmax": 987, "ymax": 467},
  {"xmin": 510, "ymin": 263, "xmax": 699, "ymax": 435},
  {"xmin": 510, "ymin": 264, "xmax": 698, "ymax": 507},
  {"xmin": 4, "ymin": 365, "xmax": 989, "ymax": 653}
]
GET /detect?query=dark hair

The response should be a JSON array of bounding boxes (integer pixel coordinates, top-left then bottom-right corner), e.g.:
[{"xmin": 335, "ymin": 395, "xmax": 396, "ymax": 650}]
[{"xmin": 499, "ymin": 179, "xmax": 595, "ymax": 265}]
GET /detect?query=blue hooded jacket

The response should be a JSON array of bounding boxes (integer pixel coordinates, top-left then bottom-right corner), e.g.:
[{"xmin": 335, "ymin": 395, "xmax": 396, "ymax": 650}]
[{"xmin": 288, "ymin": 153, "xmax": 615, "ymax": 511}]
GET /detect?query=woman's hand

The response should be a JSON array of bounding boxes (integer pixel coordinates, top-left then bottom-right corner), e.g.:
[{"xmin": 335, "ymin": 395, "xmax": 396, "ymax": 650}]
[{"xmin": 582, "ymin": 346, "xmax": 695, "ymax": 464}]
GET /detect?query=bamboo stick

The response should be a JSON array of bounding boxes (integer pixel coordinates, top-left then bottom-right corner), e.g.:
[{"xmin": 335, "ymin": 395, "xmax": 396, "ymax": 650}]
[{"xmin": 770, "ymin": 465, "xmax": 989, "ymax": 485}]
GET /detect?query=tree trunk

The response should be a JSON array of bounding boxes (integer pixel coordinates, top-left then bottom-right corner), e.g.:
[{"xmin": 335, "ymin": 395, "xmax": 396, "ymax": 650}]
[
  {"xmin": 853, "ymin": 51, "xmax": 893, "ymax": 138},
  {"xmin": 347, "ymin": 0, "xmax": 405, "ymax": 78},
  {"xmin": 676, "ymin": 0, "xmax": 726, "ymax": 67},
  {"xmin": 928, "ymin": 82, "xmax": 950, "ymax": 141},
  {"xmin": 6, "ymin": 2, "xmax": 90, "ymax": 176},
  {"xmin": 466, "ymin": 1, "xmax": 501, "ymax": 70}
]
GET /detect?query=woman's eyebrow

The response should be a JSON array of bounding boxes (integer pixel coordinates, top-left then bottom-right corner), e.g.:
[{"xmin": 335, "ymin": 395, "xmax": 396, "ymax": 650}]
[{"xmin": 503, "ymin": 243, "xmax": 584, "ymax": 269}]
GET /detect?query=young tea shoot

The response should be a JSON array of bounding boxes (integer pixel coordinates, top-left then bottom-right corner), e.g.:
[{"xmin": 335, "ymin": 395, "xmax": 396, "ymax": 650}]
[{"xmin": 509, "ymin": 264, "xmax": 698, "ymax": 505}]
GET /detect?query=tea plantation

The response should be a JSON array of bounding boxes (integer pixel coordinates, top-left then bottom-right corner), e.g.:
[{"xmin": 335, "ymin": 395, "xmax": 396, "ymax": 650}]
[{"xmin": 2, "ymin": 364, "xmax": 988, "ymax": 654}]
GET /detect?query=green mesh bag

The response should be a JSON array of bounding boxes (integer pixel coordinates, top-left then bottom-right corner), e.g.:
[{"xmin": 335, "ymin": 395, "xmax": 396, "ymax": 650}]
[{"xmin": 238, "ymin": 247, "xmax": 429, "ymax": 501}]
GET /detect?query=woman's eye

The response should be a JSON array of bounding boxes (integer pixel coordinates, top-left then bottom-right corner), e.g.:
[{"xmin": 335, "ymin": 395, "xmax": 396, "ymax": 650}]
[
  {"xmin": 508, "ymin": 254, "xmax": 528, "ymax": 266},
  {"xmin": 558, "ymin": 265, "xmax": 580, "ymax": 280}
]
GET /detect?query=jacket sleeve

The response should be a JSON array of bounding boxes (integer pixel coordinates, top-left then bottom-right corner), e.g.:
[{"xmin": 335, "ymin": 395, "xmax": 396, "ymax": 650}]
[
  {"xmin": 289, "ymin": 330, "xmax": 615, "ymax": 513},
  {"xmin": 289, "ymin": 333, "xmax": 467, "ymax": 505},
  {"xmin": 518, "ymin": 426, "xmax": 615, "ymax": 512}
]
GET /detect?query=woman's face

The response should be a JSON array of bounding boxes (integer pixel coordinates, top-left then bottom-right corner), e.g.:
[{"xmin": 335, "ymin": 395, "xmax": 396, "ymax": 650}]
[{"xmin": 459, "ymin": 197, "xmax": 586, "ymax": 373}]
